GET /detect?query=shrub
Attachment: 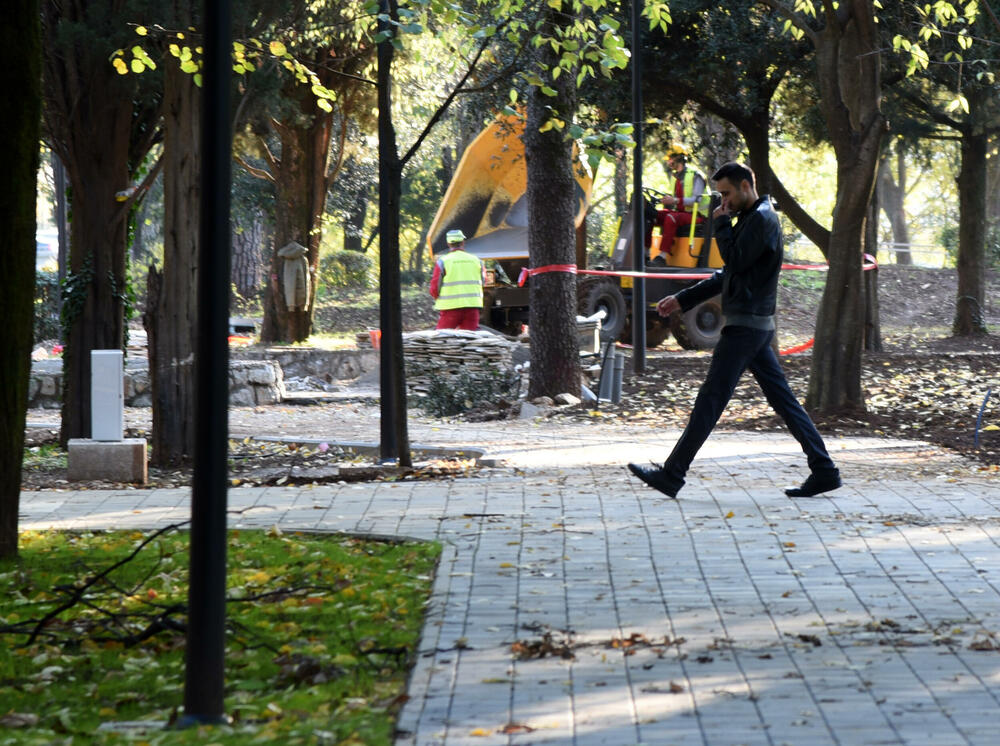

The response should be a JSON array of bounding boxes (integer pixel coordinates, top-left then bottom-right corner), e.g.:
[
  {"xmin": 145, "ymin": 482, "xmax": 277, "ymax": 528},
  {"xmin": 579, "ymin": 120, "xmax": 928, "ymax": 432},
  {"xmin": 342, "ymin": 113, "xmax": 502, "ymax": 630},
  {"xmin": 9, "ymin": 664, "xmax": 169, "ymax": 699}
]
[
  {"xmin": 420, "ymin": 366, "xmax": 521, "ymax": 418},
  {"xmin": 318, "ymin": 249, "xmax": 373, "ymax": 290},
  {"xmin": 34, "ymin": 270, "xmax": 61, "ymax": 343}
]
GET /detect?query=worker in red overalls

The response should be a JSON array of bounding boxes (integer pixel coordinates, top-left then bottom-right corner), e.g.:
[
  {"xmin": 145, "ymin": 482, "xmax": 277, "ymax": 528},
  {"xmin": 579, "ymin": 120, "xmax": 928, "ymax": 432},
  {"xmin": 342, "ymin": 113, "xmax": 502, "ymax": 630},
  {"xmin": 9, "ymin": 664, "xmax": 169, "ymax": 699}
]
[
  {"xmin": 656, "ymin": 143, "xmax": 709, "ymax": 255},
  {"xmin": 429, "ymin": 229, "xmax": 485, "ymax": 330}
]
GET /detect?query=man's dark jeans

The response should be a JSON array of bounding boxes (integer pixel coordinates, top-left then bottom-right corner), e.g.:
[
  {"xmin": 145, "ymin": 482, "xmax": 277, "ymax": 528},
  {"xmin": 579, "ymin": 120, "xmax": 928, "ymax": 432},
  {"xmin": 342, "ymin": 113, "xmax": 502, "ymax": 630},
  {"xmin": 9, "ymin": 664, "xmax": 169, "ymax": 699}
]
[{"xmin": 662, "ymin": 325, "xmax": 836, "ymax": 488}]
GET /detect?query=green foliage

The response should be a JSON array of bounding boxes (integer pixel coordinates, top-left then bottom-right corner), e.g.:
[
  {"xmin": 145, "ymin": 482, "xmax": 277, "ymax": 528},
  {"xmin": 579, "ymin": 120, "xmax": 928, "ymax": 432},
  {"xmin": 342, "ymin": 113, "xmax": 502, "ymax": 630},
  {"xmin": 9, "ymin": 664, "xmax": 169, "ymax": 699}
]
[
  {"xmin": 420, "ymin": 366, "xmax": 521, "ymax": 417},
  {"xmin": 33, "ymin": 271, "xmax": 61, "ymax": 343},
  {"xmin": 59, "ymin": 253, "xmax": 94, "ymax": 339},
  {"xmin": 0, "ymin": 529, "xmax": 439, "ymax": 744},
  {"xmin": 318, "ymin": 249, "xmax": 375, "ymax": 290}
]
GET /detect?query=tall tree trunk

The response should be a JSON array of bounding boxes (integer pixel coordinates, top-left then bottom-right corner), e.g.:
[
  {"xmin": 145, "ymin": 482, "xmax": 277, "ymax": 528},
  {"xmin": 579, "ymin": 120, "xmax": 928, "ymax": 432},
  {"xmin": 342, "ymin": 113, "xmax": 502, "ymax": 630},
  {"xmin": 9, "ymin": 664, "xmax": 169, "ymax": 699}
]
[
  {"xmin": 953, "ymin": 123, "xmax": 989, "ymax": 335},
  {"xmin": 260, "ymin": 87, "xmax": 333, "ymax": 343},
  {"xmin": 146, "ymin": 62, "xmax": 200, "ymax": 466},
  {"xmin": 376, "ymin": 0, "xmax": 411, "ymax": 466},
  {"xmin": 864, "ymin": 187, "xmax": 882, "ymax": 351},
  {"xmin": 526, "ymin": 5, "xmax": 580, "ymax": 400},
  {"xmin": 0, "ymin": 0, "xmax": 41, "ymax": 559},
  {"xmin": 804, "ymin": 0, "xmax": 884, "ymax": 414},
  {"xmin": 232, "ymin": 211, "xmax": 266, "ymax": 301},
  {"xmin": 876, "ymin": 149, "xmax": 912, "ymax": 265},
  {"xmin": 42, "ymin": 1, "xmax": 139, "ymax": 445}
]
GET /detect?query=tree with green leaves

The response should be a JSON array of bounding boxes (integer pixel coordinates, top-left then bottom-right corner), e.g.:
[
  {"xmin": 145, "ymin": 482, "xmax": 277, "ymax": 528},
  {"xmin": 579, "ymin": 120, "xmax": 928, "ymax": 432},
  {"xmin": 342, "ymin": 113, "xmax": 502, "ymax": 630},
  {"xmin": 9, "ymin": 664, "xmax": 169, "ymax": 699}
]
[
  {"xmin": 643, "ymin": 1, "xmax": 828, "ymax": 251},
  {"xmin": 0, "ymin": 0, "xmax": 41, "ymax": 559},
  {"xmin": 237, "ymin": 3, "xmax": 377, "ymax": 343},
  {"xmin": 143, "ymin": 0, "xmax": 203, "ymax": 467},
  {"xmin": 760, "ymin": 0, "xmax": 886, "ymax": 414},
  {"xmin": 885, "ymin": 2, "xmax": 1000, "ymax": 335},
  {"xmin": 41, "ymin": 0, "xmax": 163, "ymax": 446}
]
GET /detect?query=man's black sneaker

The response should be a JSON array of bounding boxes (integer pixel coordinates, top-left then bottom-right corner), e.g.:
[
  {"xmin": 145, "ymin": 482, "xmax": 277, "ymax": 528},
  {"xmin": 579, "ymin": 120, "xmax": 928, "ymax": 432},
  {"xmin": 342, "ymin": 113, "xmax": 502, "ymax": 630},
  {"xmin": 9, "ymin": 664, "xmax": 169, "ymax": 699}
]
[
  {"xmin": 785, "ymin": 470, "xmax": 842, "ymax": 497},
  {"xmin": 627, "ymin": 463, "xmax": 681, "ymax": 498}
]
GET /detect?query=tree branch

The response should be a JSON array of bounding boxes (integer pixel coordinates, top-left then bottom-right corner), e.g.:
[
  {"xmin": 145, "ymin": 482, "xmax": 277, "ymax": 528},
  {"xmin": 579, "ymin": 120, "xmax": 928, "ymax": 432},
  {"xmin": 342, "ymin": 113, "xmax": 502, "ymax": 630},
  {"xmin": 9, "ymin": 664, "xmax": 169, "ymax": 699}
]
[
  {"xmin": 26, "ymin": 522, "xmax": 189, "ymax": 645},
  {"xmin": 400, "ymin": 20, "xmax": 509, "ymax": 167},
  {"xmin": 235, "ymin": 153, "xmax": 275, "ymax": 182},
  {"xmin": 757, "ymin": 0, "xmax": 819, "ymax": 45}
]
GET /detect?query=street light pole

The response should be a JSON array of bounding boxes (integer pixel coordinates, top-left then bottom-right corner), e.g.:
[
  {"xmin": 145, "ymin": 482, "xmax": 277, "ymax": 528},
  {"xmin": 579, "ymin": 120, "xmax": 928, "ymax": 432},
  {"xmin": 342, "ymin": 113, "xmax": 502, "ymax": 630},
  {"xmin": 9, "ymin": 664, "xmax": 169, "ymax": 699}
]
[
  {"xmin": 630, "ymin": 0, "xmax": 646, "ymax": 372},
  {"xmin": 182, "ymin": 0, "xmax": 231, "ymax": 726}
]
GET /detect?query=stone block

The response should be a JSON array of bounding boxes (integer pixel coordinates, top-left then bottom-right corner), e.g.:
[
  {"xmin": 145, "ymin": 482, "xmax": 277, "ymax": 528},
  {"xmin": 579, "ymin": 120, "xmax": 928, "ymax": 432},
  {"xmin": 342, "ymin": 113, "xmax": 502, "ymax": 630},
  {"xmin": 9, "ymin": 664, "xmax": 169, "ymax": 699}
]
[
  {"xmin": 68, "ymin": 438, "xmax": 148, "ymax": 484},
  {"xmin": 40, "ymin": 376, "xmax": 58, "ymax": 396},
  {"xmin": 230, "ymin": 388, "xmax": 256, "ymax": 407},
  {"xmin": 247, "ymin": 363, "xmax": 278, "ymax": 385}
]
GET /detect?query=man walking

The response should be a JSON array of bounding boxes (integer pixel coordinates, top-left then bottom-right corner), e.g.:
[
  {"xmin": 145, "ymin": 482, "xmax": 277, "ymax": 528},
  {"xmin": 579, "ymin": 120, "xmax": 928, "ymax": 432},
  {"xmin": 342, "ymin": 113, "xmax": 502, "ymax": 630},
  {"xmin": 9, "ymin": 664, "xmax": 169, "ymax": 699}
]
[
  {"xmin": 628, "ymin": 162, "xmax": 841, "ymax": 499},
  {"xmin": 429, "ymin": 228, "xmax": 485, "ymax": 330}
]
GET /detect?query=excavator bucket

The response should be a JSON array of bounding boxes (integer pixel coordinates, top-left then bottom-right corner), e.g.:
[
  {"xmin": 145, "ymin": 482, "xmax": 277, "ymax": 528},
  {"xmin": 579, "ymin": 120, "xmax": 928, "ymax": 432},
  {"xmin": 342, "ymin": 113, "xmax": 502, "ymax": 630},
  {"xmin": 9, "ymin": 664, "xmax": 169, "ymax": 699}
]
[{"xmin": 427, "ymin": 113, "xmax": 594, "ymax": 262}]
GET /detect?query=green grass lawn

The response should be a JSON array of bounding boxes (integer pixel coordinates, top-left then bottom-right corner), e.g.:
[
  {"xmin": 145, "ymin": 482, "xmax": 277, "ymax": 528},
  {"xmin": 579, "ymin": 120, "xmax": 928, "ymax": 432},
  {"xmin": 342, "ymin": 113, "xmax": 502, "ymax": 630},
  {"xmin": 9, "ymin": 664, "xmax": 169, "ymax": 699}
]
[{"xmin": 0, "ymin": 529, "xmax": 440, "ymax": 744}]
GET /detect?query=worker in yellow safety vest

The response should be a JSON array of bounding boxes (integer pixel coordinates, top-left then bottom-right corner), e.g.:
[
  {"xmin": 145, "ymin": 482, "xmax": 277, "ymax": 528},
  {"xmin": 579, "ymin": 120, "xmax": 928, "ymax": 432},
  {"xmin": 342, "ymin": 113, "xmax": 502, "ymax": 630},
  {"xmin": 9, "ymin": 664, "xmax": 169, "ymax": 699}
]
[
  {"xmin": 429, "ymin": 228, "xmax": 486, "ymax": 330},
  {"xmin": 655, "ymin": 143, "xmax": 710, "ymax": 256}
]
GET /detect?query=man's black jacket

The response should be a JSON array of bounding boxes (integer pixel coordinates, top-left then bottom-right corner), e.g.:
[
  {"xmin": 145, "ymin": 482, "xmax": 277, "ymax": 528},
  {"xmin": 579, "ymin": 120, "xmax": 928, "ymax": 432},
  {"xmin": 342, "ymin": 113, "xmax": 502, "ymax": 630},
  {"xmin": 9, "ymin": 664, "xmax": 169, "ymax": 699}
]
[{"xmin": 675, "ymin": 195, "xmax": 782, "ymax": 329}]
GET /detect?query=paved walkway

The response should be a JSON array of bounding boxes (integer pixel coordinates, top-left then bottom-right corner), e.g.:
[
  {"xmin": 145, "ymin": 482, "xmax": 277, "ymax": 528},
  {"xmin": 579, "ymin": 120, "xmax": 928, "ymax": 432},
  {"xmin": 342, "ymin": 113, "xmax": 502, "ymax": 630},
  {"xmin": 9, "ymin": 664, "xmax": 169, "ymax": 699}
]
[{"xmin": 19, "ymin": 417, "xmax": 1000, "ymax": 745}]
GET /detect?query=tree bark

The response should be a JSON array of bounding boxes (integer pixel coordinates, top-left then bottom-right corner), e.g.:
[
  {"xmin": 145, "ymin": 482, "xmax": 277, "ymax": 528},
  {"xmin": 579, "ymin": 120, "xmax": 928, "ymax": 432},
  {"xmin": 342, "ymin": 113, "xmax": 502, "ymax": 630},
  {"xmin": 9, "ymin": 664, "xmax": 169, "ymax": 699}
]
[
  {"xmin": 864, "ymin": 187, "xmax": 882, "ymax": 351},
  {"xmin": 145, "ymin": 61, "xmax": 200, "ymax": 466},
  {"xmin": 231, "ymin": 211, "xmax": 267, "ymax": 301},
  {"xmin": 259, "ymin": 82, "xmax": 334, "ymax": 343},
  {"xmin": 953, "ymin": 123, "xmax": 989, "ymax": 335},
  {"xmin": 41, "ymin": 1, "xmax": 152, "ymax": 445},
  {"xmin": 803, "ymin": 0, "xmax": 885, "ymax": 414},
  {"xmin": 525, "ymin": 5, "xmax": 580, "ymax": 400},
  {"xmin": 876, "ymin": 149, "xmax": 912, "ymax": 265},
  {"xmin": 0, "ymin": 0, "xmax": 41, "ymax": 559}
]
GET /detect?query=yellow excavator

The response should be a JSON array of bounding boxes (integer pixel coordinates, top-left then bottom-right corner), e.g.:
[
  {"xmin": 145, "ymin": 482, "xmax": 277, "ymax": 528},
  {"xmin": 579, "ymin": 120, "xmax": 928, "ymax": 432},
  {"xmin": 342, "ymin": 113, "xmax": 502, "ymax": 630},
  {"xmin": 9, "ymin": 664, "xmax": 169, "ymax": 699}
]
[{"xmin": 427, "ymin": 113, "xmax": 725, "ymax": 348}]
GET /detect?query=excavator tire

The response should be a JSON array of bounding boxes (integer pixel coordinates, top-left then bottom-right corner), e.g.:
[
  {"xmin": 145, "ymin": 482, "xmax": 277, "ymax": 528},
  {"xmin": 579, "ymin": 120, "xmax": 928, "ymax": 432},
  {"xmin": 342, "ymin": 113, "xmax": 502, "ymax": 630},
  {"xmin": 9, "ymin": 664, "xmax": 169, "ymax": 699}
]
[
  {"xmin": 669, "ymin": 296, "xmax": 724, "ymax": 350},
  {"xmin": 578, "ymin": 279, "xmax": 627, "ymax": 342}
]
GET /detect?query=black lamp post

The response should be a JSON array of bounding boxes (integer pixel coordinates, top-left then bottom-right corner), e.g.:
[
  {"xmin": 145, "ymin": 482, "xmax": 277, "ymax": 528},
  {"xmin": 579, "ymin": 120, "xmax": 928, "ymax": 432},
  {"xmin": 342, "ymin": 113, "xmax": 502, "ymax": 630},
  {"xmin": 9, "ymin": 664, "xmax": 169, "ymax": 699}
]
[
  {"xmin": 182, "ymin": 0, "xmax": 231, "ymax": 726},
  {"xmin": 630, "ymin": 0, "xmax": 646, "ymax": 371}
]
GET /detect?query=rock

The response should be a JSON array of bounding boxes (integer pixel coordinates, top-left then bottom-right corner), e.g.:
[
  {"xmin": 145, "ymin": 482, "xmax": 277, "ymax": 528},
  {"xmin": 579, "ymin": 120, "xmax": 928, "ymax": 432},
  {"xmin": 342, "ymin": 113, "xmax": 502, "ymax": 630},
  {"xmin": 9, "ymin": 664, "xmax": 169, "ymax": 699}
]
[
  {"xmin": 531, "ymin": 396, "xmax": 554, "ymax": 407},
  {"xmin": 555, "ymin": 393, "xmax": 581, "ymax": 406},
  {"xmin": 518, "ymin": 401, "xmax": 542, "ymax": 420}
]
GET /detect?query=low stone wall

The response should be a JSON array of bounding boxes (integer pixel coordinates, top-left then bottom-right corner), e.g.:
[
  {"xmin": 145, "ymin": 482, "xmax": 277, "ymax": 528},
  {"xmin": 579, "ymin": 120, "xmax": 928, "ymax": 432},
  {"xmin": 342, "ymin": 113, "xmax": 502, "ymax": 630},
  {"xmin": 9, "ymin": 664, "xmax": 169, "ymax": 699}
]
[
  {"xmin": 29, "ymin": 358, "xmax": 284, "ymax": 409},
  {"xmin": 231, "ymin": 347, "xmax": 378, "ymax": 383}
]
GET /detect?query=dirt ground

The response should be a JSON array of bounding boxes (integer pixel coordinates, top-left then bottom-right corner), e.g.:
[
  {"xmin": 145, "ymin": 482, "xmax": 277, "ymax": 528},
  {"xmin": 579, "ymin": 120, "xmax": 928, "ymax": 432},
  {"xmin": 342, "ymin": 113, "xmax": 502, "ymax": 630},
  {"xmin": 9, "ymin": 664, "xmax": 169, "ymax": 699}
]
[{"xmin": 22, "ymin": 264, "xmax": 1000, "ymax": 489}]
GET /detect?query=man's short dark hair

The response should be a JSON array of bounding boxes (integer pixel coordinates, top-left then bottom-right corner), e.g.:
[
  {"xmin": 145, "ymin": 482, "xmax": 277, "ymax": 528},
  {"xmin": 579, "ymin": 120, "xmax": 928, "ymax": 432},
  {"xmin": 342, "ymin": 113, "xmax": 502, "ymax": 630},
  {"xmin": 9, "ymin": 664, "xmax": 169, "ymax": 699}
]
[{"xmin": 712, "ymin": 162, "xmax": 755, "ymax": 189}]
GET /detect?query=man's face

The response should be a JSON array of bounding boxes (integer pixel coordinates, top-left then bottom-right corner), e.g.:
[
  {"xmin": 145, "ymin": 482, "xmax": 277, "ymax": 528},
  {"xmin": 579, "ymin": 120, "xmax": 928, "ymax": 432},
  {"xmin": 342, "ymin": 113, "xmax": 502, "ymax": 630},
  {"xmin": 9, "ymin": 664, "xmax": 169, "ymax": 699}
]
[
  {"xmin": 715, "ymin": 177, "xmax": 750, "ymax": 213},
  {"xmin": 667, "ymin": 156, "xmax": 684, "ymax": 174}
]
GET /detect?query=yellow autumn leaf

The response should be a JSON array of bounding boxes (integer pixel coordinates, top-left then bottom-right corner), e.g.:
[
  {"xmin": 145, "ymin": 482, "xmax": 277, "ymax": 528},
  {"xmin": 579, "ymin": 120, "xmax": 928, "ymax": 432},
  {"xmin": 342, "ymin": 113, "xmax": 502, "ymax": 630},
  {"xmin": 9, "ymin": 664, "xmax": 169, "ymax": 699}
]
[
  {"xmin": 725, "ymin": 510, "xmax": 734, "ymax": 519},
  {"xmin": 269, "ymin": 40, "xmax": 287, "ymax": 56},
  {"xmin": 499, "ymin": 562, "xmax": 514, "ymax": 568},
  {"xmin": 113, "ymin": 58, "xmax": 128, "ymax": 75},
  {"xmin": 469, "ymin": 728, "xmax": 491, "ymax": 736},
  {"xmin": 983, "ymin": 424, "xmax": 999, "ymax": 432},
  {"xmin": 135, "ymin": 25, "xmax": 148, "ymax": 35},
  {"xmin": 783, "ymin": 542, "xmax": 796, "ymax": 548},
  {"xmin": 248, "ymin": 570, "xmax": 270, "ymax": 584}
]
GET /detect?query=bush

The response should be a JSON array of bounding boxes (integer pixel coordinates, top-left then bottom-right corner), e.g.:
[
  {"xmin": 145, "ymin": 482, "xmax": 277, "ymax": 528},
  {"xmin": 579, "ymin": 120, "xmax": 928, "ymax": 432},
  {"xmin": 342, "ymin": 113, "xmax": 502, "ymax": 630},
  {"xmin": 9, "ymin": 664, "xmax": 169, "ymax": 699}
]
[
  {"xmin": 420, "ymin": 366, "xmax": 521, "ymax": 418},
  {"xmin": 318, "ymin": 249, "xmax": 373, "ymax": 290},
  {"xmin": 400, "ymin": 268, "xmax": 427, "ymax": 287},
  {"xmin": 34, "ymin": 270, "xmax": 61, "ymax": 343}
]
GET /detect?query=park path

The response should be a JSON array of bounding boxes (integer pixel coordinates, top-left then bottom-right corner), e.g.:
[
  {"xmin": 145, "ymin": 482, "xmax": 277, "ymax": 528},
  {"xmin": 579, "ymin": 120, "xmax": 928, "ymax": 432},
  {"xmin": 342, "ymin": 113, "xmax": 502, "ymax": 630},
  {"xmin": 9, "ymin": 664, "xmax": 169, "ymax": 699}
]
[{"xmin": 20, "ymin": 409, "xmax": 1000, "ymax": 745}]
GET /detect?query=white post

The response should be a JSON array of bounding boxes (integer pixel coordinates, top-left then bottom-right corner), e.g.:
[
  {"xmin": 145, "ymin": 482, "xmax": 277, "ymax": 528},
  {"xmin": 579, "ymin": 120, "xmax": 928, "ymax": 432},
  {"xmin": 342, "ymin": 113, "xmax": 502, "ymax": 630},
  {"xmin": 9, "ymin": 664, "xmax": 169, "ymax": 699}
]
[{"xmin": 91, "ymin": 350, "xmax": 124, "ymax": 441}]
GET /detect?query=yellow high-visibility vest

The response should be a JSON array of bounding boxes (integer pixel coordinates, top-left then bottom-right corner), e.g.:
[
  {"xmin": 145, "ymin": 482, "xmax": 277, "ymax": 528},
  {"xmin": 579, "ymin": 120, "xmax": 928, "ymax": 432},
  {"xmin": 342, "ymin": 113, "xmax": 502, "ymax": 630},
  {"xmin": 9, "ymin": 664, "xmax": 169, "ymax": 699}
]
[
  {"xmin": 674, "ymin": 168, "xmax": 711, "ymax": 213},
  {"xmin": 435, "ymin": 250, "xmax": 484, "ymax": 310}
]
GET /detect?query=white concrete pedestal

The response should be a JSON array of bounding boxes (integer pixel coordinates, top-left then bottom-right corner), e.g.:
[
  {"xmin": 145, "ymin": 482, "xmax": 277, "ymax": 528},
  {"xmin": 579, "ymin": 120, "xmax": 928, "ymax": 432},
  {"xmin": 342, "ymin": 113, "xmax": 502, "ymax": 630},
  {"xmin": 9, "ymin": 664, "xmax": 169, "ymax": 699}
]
[{"xmin": 68, "ymin": 438, "xmax": 148, "ymax": 484}]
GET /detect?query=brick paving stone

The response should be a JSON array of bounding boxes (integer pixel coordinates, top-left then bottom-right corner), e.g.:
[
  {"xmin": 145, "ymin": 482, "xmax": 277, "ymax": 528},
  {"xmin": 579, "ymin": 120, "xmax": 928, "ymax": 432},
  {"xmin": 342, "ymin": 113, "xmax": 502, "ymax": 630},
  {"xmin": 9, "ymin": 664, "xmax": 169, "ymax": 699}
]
[{"xmin": 18, "ymin": 421, "xmax": 1000, "ymax": 745}]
